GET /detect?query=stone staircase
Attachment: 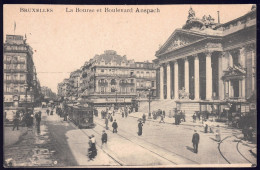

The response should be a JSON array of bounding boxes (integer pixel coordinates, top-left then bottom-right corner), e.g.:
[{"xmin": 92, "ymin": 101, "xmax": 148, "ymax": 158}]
[
  {"xmin": 139, "ymin": 99, "xmax": 201, "ymax": 118},
  {"xmin": 177, "ymin": 101, "xmax": 200, "ymax": 114},
  {"xmin": 138, "ymin": 99, "xmax": 177, "ymax": 116}
]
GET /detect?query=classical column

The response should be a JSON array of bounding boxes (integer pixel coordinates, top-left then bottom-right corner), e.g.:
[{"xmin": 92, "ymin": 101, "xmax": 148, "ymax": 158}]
[
  {"xmin": 241, "ymin": 78, "xmax": 245, "ymax": 98},
  {"xmin": 166, "ymin": 63, "xmax": 171, "ymax": 99},
  {"xmin": 184, "ymin": 57, "xmax": 189, "ymax": 95},
  {"xmin": 160, "ymin": 65, "xmax": 164, "ymax": 99},
  {"xmin": 218, "ymin": 53, "xmax": 224, "ymax": 100},
  {"xmin": 229, "ymin": 80, "xmax": 233, "ymax": 98},
  {"xmin": 239, "ymin": 47, "xmax": 246, "ymax": 67},
  {"xmin": 206, "ymin": 52, "xmax": 212, "ymax": 100},
  {"xmin": 228, "ymin": 51, "xmax": 233, "ymax": 67},
  {"xmin": 174, "ymin": 61, "xmax": 179, "ymax": 99},
  {"xmin": 194, "ymin": 55, "xmax": 200, "ymax": 100}
]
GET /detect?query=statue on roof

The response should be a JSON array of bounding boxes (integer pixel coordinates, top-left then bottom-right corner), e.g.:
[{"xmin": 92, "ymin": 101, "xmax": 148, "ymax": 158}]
[{"xmin": 188, "ymin": 7, "xmax": 196, "ymax": 20}]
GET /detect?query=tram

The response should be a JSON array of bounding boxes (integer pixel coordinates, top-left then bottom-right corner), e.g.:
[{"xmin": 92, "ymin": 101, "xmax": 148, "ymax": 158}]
[{"xmin": 67, "ymin": 101, "xmax": 95, "ymax": 129}]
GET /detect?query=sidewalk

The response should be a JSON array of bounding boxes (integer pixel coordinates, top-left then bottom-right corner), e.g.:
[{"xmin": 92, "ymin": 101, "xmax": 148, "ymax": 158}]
[
  {"xmin": 4, "ymin": 126, "xmax": 28, "ymax": 147},
  {"xmin": 126, "ymin": 111, "xmax": 228, "ymax": 128}
]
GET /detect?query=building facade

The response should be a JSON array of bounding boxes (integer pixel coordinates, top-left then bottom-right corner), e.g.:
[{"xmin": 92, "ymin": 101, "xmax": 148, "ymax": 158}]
[
  {"xmin": 58, "ymin": 50, "xmax": 157, "ymax": 108},
  {"xmin": 41, "ymin": 86, "xmax": 57, "ymax": 101},
  {"xmin": 3, "ymin": 34, "xmax": 41, "ymax": 108},
  {"xmin": 155, "ymin": 6, "xmax": 256, "ymax": 113}
]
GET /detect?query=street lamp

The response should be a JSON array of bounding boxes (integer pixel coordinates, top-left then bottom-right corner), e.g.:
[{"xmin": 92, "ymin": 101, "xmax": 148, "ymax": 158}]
[
  {"xmin": 115, "ymin": 89, "xmax": 118, "ymax": 109},
  {"xmin": 24, "ymin": 84, "xmax": 29, "ymax": 114},
  {"xmin": 148, "ymin": 88, "xmax": 152, "ymax": 119}
]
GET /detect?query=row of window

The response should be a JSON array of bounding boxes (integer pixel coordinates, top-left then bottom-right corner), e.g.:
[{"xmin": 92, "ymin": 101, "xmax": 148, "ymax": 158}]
[
  {"xmin": 136, "ymin": 81, "xmax": 155, "ymax": 88},
  {"xmin": 5, "ymin": 73, "xmax": 26, "ymax": 80},
  {"xmin": 99, "ymin": 79, "xmax": 134, "ymax": 84},
  {"xmin": 4, "ymin": 64, "xmax": 26, "ymax": 70},
  {"xmin": 5, "ymin": 55, "xmax": 26, "ymax": 61},
  {"xmin": 5, "ymin": 85, "xmax": 26, "ymax": 93},
  {"xmin": 98, "ymin": 60, "xmax": 128, "ymax": 67},
  {"xmin": 97, "ymin": 68, "xmax": 156, "ymax": 77},
  {"xmin": 5, "ymin": 45, "xmax": 27, "ymax": 51},
  {"xmin": 99, "ymin": 87, "xmax": 135, "ymax": 93}
]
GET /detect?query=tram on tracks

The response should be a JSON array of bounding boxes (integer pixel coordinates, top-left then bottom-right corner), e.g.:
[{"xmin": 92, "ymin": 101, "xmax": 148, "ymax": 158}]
[{"xmin": 67, "ymin": 101, "xmax": 95, "ymax": 129}]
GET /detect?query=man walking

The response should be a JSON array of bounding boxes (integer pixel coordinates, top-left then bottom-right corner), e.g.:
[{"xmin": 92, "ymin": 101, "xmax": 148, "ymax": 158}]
[
  {"xmin": 12, "ymin": 111, "xmax": 20, "ymax": 131},
  {"xmin": 112, "ymin": 120, "xmax": 118, "ymax": 133},
  {"xmin": 192, "ymin": 130, "xmax": 200, "ymax": 153},
  {"xmin": 138, "ymin": 121, "xmax": 143, "ymax": 136},
  {"xmin": 159, "ymin": 114, "xmax": 165, "ymax": 123},
  {"xmin": 105, "ymin": 117, "xmax": 109, "ymax": 130},
  {"xmin": 101, "ymin": 130, "xmax": 108, "ymax": 145}
]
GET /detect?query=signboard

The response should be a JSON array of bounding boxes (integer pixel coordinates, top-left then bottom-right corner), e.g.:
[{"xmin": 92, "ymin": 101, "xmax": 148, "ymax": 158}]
[
  {"xmin": 13, "ymin": 95, "xmax": 19, "ymax": 101},
  {"xmin": 250, "ymin": 103, "xmax": 256, "ymax": 110},
  {"xmin": 93, "ymin": 98, "xmax": 132, "ymax": 103}
]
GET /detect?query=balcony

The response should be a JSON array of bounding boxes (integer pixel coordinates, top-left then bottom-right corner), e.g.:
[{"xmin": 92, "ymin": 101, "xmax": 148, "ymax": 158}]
[
  {"xmin": 4, "ymin": 68, "xmax": 27, "ymax": 73},
  {"xmin": 119, "ymin": 82, "xmax": 135, "ymax": 87},
  {"xmin": 98, "ymin": 81, "xmax": 108, "ymax": 86},
  {"xmin": 4, "ymin": 79, "xmax": 26, "ymax": 84},
  {"xmin": 3, "ymin": 60, "xmax": 26, "ymax": 64}
]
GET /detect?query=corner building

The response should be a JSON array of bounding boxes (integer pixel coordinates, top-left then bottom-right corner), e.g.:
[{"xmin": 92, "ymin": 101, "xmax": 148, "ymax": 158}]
[
  {"xmin": 3, "ymin": 35, "xmax": 39, "ymax": 108},
  {"xmin": 80, "ymin": 50, "xmax": 156, "ymax": 108},
  {"xmin": 155, "ymin": 7, "xmax": 256, "ymax": 113}
]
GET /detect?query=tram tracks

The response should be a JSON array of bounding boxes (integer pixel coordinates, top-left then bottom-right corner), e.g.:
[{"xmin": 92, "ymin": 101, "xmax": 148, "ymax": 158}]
[
  {"xmin": 218, "ymin": 135, "xmax": 255, "ymax": 165},
  {"xmin": 93, "ymin": 117, "xmax": 199, "ymax": 165}
]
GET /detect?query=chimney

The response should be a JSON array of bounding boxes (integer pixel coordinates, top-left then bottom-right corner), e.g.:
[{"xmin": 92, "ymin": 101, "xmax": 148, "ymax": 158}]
[{"xmin": 217, "ymin": 11, "xmax": 220, "ymax": 24}]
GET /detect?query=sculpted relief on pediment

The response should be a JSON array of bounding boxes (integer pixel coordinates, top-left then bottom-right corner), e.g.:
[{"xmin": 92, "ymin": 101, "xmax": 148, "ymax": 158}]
[{"xmin": 162, "ymin": 34, "xmax": 201, "ymax": 54}]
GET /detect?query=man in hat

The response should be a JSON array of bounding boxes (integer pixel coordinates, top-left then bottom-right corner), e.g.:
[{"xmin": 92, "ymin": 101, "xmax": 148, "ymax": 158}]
[
  {"xmin": 12, "ymin": 111, "xmax": 20, "ymax": 131},
  {"xmin": 138, "ymin": 121, "xmax": 143, "ymax": 136},
  {"xmin": 91, "ymin": 134, "xmax": 97, "ymax": 158},
  {"xmin": 112, "ymin": 120, "xmax": 118, "ymax": 133},
  {"xmin": 192, "ymin": 130, "xmax": 200, "ymax": 153},
  {"xmin": 101, "ymin": 130, "xmax": 108, "ymax": 145},
  {"xmin": 105, "ymin": 116, "xmax": 109, "ymax": 130}
]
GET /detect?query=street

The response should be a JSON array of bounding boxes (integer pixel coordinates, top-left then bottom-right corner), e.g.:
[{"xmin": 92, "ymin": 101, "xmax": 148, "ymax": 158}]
[{"xmin": 4, "ymin": 107, "xmax": 256, "ymax": 167}]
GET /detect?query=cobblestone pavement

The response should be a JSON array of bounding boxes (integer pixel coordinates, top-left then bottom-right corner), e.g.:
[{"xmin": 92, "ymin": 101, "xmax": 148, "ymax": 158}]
[{"xmin": 4, "ymin": 108, "xmax": 77, "ymax": 167}]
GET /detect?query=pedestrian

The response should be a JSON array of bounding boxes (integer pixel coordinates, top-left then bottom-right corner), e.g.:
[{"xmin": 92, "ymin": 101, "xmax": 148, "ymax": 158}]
[
  {"xmin": 46, "ymin": 109, "xmax": 49, "ymax": 116},
  {"xmin": 193, "ymin": 113, "xmax": 197, "ymax": 123},
  {"xmin": 122, "ymin": 110, "xmax": 124, "ymax": 118},
  {"xmin": 242, "ymin": 126, "xmax": 248, "ymax": 140},
  {"xmin": 112, "ymin": 120, "xmax": 118, "ymax": 133},
  {"xmin": 88, "ymin": 136, "xmax": 93, "ymax": 160},
  {"xmin": 12, "ymin": 111, "xmax": 20, "ymax": 131},
  {"xmin": 197, "ymin": 112, "xmax": 201, "ymax": 121},
  {"xmin": 105, "ymin": 117, "xmax": 109, "ymax": 130},
  {"xmin": 125, "ymin": 109, "xmax": 128, "ymax": 118},
  {"xmin": 64, "ymin": 111, "xmax": 68, "ymax": 121},
  {"xmin": 91, "ymin": 134, "xmax": 97, "ymax": 158},
  {"xmin": 35, "ymin": 112, "xmax": 41, "ymax": 127},
  {"xmin": 101, "ymin": 130, "xmax": 108, "ymax": 145},
  {"xmin": 159, "ymin": 114, "xmax": 165, "ymax": 123},
  {"xmin": 138, "ymin": 121, "xmax": 143, "ymax": 136},
  {"xmin": 203, "ymin": 121, "xmax": 208, "ymax": 133},
  {"xmin": 163, "ymin": 110, "xmax": 165, "ymax": 118},
  {"xmin": 50, "ymin": 109, "xmax": 53, "ymax": 115},
  {"xmin": 192, "ymin": 130, "xmax": 200, "ymax": 153},
  {"xmin": 248, "ymin": 126, "xmax": 253, "ymax": 142},
  {"xmin": 142, "ymin": 114, "xmax": 146, "ymax": 124},
  {"xmin": 215, "ymin": 128, "xmax": 221, "ymax": 142},
  {"xmin": 110, "ymin": 115, "xmax": 113, "ymax": 122}
]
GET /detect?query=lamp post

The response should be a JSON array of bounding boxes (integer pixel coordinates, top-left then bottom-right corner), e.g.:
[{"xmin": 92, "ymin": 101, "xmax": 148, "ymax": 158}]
[
  {"xmin": 148, "ymin": 88, "xmax": 152, "ymax": 119},
  {"xmin": 24, "ymin": 84, "xmax": 29, "ymax": 114},
  {"xmin": 115, "ymin": 89, "xmax": 118, "ymax": 109}
]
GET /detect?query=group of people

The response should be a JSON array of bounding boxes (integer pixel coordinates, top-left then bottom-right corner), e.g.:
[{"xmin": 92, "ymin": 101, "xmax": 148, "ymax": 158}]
[
  {"xmin": 242, "ymin": 126, "xmax": 254, "ymax": 142},
  {"xmin": 174, "ymin": 109, "xmax": 185, "ymax": 125}
]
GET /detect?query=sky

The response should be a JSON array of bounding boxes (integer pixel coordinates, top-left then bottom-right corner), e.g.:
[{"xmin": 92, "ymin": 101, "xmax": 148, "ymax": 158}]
[{"xmin": 3, "ymin": 4, "xmax": 253, "ymax": 93}]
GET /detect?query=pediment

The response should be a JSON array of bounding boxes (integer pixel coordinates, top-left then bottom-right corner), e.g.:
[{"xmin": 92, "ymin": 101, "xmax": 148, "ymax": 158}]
[
  {"xmin": 156, "ymin": 29, "xmax": 206, "ymax": 56},
  {"xmin": 222, "ymin": 65, "xmax": 246, "ymax": 79}
]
